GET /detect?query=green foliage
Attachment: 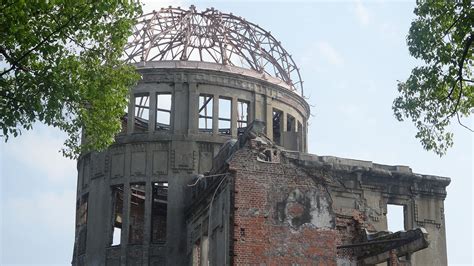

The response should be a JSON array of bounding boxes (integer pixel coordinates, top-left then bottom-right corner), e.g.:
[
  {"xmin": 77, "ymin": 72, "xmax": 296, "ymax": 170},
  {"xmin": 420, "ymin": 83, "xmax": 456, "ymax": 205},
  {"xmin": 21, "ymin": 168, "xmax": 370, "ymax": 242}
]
[
  {"xmin": 394, "ymin": 0, "xmax": 473, "ymax": 156},
  {"xmin": 0, "ymin": 0, "xmax": 142, "ymax": 158}
]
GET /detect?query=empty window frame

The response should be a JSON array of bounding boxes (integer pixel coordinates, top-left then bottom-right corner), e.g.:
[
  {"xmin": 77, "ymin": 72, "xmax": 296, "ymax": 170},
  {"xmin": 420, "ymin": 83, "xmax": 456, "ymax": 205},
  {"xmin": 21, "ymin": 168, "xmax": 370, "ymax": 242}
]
[
  {"xmin": 156, "ymin": 93, "xmax": 172, "ymax": 130},
  {"xmin": 129, "ymin": 183, "xmax": 146, "ymax": 244},
  {"xmin": 272, "ymin": 109, "xmax": 283, "ymax": 145},
  {"xmin": 199, "ymin": 95, "xmax": 213, "ymax": 133},
  {"xmin": 287, "ymin": 114, "xmax": 295, "ymax": 132},
  {"xmin": 387, "ymin": 204, "xmax": 405, "ymax": 232},
  {"xmin": 134, "ymin": 94, "xmax": 150, "ymax": 132},
  {"xmin": 76, "ymin": 193, "xmax": 89, "ymax": 255},
  {"xmin": 111, "ymin": 185, "xmax": 124, "ymax": 246},
  {"xmin": 218, "ymin": 97, "xmax": 231, "ymax": 135},
  {"xmin": 151, "ymin": 182, "xmax": 168, "ymax": 243},
  {"xmin": 237, "ymin": 100, "xmax": 249, "ymax": 133}
]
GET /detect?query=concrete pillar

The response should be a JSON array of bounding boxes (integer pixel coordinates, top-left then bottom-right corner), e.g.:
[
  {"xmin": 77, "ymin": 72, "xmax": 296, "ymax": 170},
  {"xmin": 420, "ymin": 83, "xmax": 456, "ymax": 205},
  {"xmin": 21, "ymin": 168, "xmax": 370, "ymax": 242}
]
[
  {"xmin": 265, "ymin": 95, "xmax": 273, "ymax": 139},
  {"xmin": 127, "ymin": 94, "xmax": 135, "ymax": 134},
  {"xmin": 231, "ymin": 97, "xmax": 238, "ymax": 138},
  {"xmin": 149, "ymin": 92, "xmax": 157, "ymax": 133},
  {"xmin": 188, "ymin": 83, "xmax": 198, "ymax": 135},
  {"xmin": 212, "ymin": 95, "xmax": 219, "ymax": 136},
  {"xmin": 121, "ymin": 182, "xmax": 131, "ymax": 266}
]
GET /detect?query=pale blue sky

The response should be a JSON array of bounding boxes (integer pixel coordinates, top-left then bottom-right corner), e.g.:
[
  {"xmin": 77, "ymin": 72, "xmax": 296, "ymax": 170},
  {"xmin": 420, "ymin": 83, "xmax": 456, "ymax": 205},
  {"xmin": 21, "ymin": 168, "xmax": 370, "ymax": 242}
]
[{"xmin": 1, "ymin": 1, "xmax": 472, "ymax": 265}]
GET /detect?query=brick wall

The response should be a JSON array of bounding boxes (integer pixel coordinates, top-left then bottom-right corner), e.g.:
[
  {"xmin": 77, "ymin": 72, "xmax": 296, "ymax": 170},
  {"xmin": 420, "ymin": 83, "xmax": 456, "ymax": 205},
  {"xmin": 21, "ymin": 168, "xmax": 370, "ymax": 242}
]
[{"xmin": 229, "ymin": 145, "xmax": 337, "ymax": 265}]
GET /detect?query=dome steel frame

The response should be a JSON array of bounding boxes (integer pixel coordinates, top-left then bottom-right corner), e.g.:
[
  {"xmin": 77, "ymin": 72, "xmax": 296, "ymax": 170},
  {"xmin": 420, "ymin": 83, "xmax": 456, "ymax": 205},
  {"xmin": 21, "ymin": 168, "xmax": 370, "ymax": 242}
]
[{"xmin": 124, "ymin": 5, "xmax": 304, "ymax": 95}]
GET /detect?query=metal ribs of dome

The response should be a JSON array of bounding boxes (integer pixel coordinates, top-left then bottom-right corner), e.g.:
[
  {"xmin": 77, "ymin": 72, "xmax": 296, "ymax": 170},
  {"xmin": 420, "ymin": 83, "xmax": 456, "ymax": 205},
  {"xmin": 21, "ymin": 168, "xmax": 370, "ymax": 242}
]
[{"xmin": 124, "ymin": 5, "xmax": 304, "ymax": 96}]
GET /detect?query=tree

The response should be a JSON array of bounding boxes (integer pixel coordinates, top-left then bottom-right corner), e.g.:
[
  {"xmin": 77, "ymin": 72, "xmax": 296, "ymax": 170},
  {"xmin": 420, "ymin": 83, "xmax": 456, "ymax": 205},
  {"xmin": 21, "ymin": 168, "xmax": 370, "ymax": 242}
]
[
  {"xmin": 393, "ymin": 0, "xmax": 473, "ymax": 156},
  {"xmin": 0, "ymin": 0, "xmax": 142, "ymax": 158}
]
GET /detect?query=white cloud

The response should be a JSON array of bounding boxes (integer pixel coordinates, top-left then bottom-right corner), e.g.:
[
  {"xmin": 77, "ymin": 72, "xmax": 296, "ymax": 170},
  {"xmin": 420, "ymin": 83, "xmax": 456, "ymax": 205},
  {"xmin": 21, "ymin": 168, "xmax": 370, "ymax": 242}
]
[
  {"xmin": 316, "ymin": 41, "xmax": 345, "ymax": 67},
  {"xmin": 354, "ymin": 0, "xmax": 370, "ymax": 26}
]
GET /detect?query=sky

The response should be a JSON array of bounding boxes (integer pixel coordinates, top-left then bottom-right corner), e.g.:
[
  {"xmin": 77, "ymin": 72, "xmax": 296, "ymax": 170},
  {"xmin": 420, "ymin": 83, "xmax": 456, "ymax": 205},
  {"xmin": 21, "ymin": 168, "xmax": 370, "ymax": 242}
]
[{"xmin": 1, "ymin": 0, "xmax": 472, "ymax": 265}]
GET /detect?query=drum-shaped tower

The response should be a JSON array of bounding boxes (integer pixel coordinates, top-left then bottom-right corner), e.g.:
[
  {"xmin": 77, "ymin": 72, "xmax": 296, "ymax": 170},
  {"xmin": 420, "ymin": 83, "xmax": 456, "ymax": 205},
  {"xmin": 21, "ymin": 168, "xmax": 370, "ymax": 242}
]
[{"xmin": 72, "ymin": 6, "xmax": 310, "ymax": 266}]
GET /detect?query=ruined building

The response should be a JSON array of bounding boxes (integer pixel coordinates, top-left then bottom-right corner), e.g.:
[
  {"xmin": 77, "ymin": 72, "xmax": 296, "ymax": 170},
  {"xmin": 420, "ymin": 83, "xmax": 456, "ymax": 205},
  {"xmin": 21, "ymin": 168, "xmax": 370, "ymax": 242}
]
[{"xmin": 72, "ymin": 6, "xmax": 450, "ymax": 266}]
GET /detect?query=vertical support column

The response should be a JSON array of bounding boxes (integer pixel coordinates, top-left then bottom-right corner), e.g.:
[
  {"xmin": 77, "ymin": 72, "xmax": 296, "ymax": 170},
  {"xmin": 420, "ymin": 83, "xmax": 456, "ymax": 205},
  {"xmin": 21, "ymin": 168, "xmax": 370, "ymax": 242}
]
[
  {"xmin": 188, "ymin": 83, "xmax": 198, "ymax": 135},
  {"xmin": 265, "ymin": 94, "xmax": 273, "ymax": 139},
  {"xmin": 253, "ymin": 93, "xmax": 263, "ymax": 121},
  {"xmin": 212, "ymin": 94, "xmax": 219, "ymax": 136},
  {"xmin": 142, "ymin": 181, "xmax": 152, "ymax": 265},
  {"xmin": 127, "ymin": 92, "xmax": 135, "ymax": 134},
  {"xmin": 149, "ymin": 91, "xmax": 157, "ymax": 133},
  {"xmin": 282, "ymin": 112, "xmax": 287, "ymax": 132},
  {"xmin": 120, "ymin": 182, "xmax": 131, "ymax": 266},
  {"xmin": 231, "ymin": 97, "xmax": 238, "ymax": 138},
  {"xmin": 173, "ymin": 82, "xmax": 188, "ymax": 134}
]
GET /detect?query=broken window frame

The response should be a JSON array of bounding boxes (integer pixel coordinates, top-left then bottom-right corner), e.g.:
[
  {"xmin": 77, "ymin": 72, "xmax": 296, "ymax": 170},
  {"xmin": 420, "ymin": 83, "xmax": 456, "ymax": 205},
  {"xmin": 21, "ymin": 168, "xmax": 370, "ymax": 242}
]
[
  {"xmin": 129, "ymin": 183, "xmax": 146, "ymax": 245},
  {"xmin": 218, "ymin": 97, "xmax": 232, "ymax": 135},
  {"xmin": 198, "ymin": 95, "xmax": 213, "ymax": 133},
  {"xmin": 272, "ymin": 109, "xmax": 283, "ymax": 145},
  {"xmin": 110, "ymin": 185, "xmax": 124, "ymax": 247},
  {"xmin": 156, "ymin": 93, "xmax": 172, "ymax": 131},
  {"xmin": 134, "ymin": 94, "xmax": 150, "ymax": 132},
  {"xmin": 237, "ymin": 100, "xmax": 249, "ymax": 134},
  {"xmin": 151, "ymin": 182, "xmax": 168, "ymax": 244}
]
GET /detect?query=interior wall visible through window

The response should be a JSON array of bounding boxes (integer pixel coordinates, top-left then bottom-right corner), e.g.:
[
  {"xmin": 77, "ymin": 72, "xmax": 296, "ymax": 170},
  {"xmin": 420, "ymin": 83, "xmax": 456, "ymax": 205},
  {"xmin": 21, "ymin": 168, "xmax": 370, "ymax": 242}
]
[
  {"xmin": 199, "ymin": 95, "xmax": 213, "ymax": 133},
  {"xmin": 76, "ymin": 193, "xmax": 88, "ymax": 255},
  {"xmin": 297, "ymin": 121, "xmax": 303, "ymax": 151},
  {"xmin": 287, "ymin": 114, "xmax": 295, "ymax": 132},
  {"xmin": 272, "ymin": 109, "xmax": 283, "ymax": 145},
  {"xmin": 111, "ymin": 185, "xmax": 124, "ymax": 246},
  {"xmin": 134, "ymin": 94, "xmax": 150, "ymax": 132},
  {"xmin": 237, "ymin": 100, "xmax": 249, "ymax": 134},
  {"xmin": 129, "ymin": 183, "xmax": 146, "ymax": 244},
  {"xmin": 218, "ymin": 97, "xmax": 231, "ymax": 135},
  {"xmin": 151, "ymin": 182, "xmax": 168, "ymax": 243},
  {"xmin": 156, "ymin": 93, "xmax": 172, "ymax": 130}
]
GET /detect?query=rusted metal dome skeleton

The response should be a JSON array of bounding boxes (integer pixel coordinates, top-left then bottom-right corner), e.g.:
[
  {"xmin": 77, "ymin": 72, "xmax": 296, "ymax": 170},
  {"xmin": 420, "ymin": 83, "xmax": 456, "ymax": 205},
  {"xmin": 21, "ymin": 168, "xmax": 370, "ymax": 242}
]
[{"xmin": 124, "ymin": 5, "xmax": 304, "ymax": 95}]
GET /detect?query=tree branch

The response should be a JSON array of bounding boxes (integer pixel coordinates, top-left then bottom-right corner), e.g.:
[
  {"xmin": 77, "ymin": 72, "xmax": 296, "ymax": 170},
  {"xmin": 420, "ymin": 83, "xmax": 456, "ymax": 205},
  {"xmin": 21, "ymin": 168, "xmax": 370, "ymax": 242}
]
[
  {"xmin": 0, "ymin": 46, "xmax": 29, "ymax": 73},
  {"xmin": 0, "ymin": 10, "xmax": 80, "ymax": 77},
  {"xmin": 456, "ymin": 112, "xmax": 473, "ymax": 132}
]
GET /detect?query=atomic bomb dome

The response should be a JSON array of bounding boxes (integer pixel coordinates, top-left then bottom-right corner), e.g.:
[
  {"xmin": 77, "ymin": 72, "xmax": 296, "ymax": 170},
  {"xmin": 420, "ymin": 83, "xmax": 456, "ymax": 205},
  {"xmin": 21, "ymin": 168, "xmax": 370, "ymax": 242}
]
[
  {"xmin": 124, "ymin": 5, "xmax": 303, "ymax": 95},
  {"xmin": 72, "ymin": 6, "xmax": 449, "ymax": 266}
]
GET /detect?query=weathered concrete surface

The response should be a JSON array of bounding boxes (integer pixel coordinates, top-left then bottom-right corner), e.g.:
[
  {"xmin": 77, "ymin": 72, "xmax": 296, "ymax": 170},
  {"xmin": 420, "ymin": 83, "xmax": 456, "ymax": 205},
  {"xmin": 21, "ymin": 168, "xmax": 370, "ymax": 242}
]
[{"xmin": 72, "ymin": 65, "xmax": 310, "ymax": 265}]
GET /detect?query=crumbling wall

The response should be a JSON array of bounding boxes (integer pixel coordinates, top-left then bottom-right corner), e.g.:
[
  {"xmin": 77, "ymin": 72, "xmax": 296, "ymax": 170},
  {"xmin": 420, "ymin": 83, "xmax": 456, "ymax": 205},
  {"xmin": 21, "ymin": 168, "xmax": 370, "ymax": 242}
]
[{"xmin": 229, "ymin": 142, "xmax": 337, "ymax": 265}]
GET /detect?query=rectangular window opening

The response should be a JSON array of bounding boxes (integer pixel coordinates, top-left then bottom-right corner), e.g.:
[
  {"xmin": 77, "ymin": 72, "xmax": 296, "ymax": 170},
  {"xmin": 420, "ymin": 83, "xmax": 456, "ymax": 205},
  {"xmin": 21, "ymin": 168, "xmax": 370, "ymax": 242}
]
[
  {"xmin": 199, "ymin": 95, "xmax": 213, "ymax": 133},
  {"xmin": 151, "ymin": 182, "xmax": 168, "ymax": 243},
  {"xmin": 76, "ymin": 193, "xmax": 88, "ymax": 255},
  {"xmin": 134, "ymin": 94, "xmax": 150, "ymax": 132},
  {"xmin": 387, "ymin": 204, "xmax": 405, "ymax": 233},
  {"xmin": 129, "ymin": 183, "xmax": 146, "ymax": 244},
  {"xmin": 156, "ymin": 93, "xmax": 172, "ymax": 131},
  {"xmin": 111, "ymin": 185, "xmax": 124, "ymax": 246},
  {"xmin": 237, "ymin": 100, "xmax": 249, "ymax": 134},
  {"xmin": 272, "ymin": 109, "xmax": 283, "ymax": 145},
  {"xmin": 218, "ymin": 97, "xmax": 231, "ymax": 135},
  {"xmin": 287, "ymin": 114, "xmax": 295, "ymax": 132}
]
